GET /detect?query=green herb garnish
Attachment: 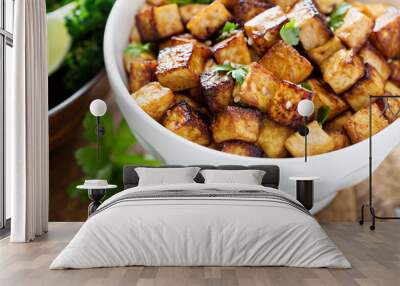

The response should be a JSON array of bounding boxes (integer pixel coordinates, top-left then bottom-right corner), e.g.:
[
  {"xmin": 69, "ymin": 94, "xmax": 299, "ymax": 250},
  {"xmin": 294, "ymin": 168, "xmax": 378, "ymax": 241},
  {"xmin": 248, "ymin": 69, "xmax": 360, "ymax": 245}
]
[
  {"xmin": 213, "ymin": 63, "xmax": 249, "ymax": 85},
  {"xmin": 328, "ymin": 3, "xmax": 352, "ymax": 31},
  {"xmin": 280, "ymin": 20, "xmax": 300, "ymax": 46},
  {"xmin": 299, "ymin": 82, "xmax": 312, "ymax": 91},
  {"xmin": 317, "ymin": 106, "xmax": 331, "ymax": 126},
  {"xmin": 216, "ymin": 21, "xmax": 240, "ymax": 41},
  {"xmin": 124, "ymin": 43, "xmax": 152, "ymax": 58},
  {"xmin": 168, "ymin": 0, "xmax": 212, "ymax": 4}
]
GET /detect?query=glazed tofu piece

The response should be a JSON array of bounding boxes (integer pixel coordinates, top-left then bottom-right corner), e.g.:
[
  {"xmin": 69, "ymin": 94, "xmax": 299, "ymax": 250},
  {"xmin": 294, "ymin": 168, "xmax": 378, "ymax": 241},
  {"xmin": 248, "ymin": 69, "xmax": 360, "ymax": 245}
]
[
  {"xmin": 135, "ymin": 4, "xmax": 184, "ymax": 42},
  {"xmin": 259, "ymin": 41, "xmax": 313, "ymax": 84},
  {"xmin": 334, "ymin": 8, "xmax": 373, "ymax": 50},
  {"xmin": 156, "ymin": 43, "xmax": 208, "ymax": 91},
  {"xmin": 272, "ymin": 0, "xmax": 299, "ymax": 12},
  {"xmin": 389, "ymin": 60, "xmax": 400, "ymax": 86},
  {"xmin": 313, "ymin": 0, "xmax": 343, "ymax": 14},
  {"xmin": 233, "ymin": 0, "xmax": 274, "ymax": 24},
  {"xmin": 287, "ymin": 0, "xmax": 332, "ymax": 51},
  {"xmin": 285, "ymin": 121, "xmax": 335, "ymax": 157},
  {"xmin": 200, "ymin": 71, "xmax": 234, "ymax": 112},
  {"xmin": 267, "ymin": 80, "xmax": 313, "ymax": 129},
  {"xmin": 129, "ymin": 24, "xmax": 141, "ymax": 43},
  {"xmin": 257, "ymin": 119, "xmax": 294, "ymax": 158},
  {"xmin": 232, "ymin": 63, "xmax": 280, "ymax": 112},
  {"xmin": 344, "ymin": 65, "xmax": 385, "ymax": 111},
  {"xmin": 123, "ymin": 50, "xmax": 155, "ymax": 73},
  {"xmin": 370, "ymin": 7, "xmax": 400, "ymax": 59},
  {"xmin": 321, "ymin": 49, "xmax": 365, "ymax": 94},
  {"xmin": 308, "ymin": 79, "xmax": 348, "ymax": 120},
  {"xmin": 377, "ymin": 96, "xmax": 400, "ymax": 123},
  {"xmin": 359, "ymin": 43, "xmax": 392, "ymax": 81},
  {"xmin": 179, "ymin": 4, "xmax": 207, "ymax": 24},
  {"xmin": 132, "ymin": 82, "xmax": 176, "ymax": 121},
  {"xmin": 344, "ymin": 104, "xmax": 389, "ymax": 144},
  {"xmin": 385, "ymin": 81, "xmax": 400, "ymax": 96},
  {"xmin": 212, "ymin": 106, "xmax": 262, "ymax": 143},
  {"xmin": 326, "ymin": 130, "xmax": 350, "ymax": 151},
  {"xmin": 174, "ymin": 94, "xmax": 209, "ymax": 117},
  {"xmin": 216, "ymin": 0, "xmax": 236, "ymax": 9},
  {"xmin": 212, "ymin": 32, "xmax": 252, "ymax": 65},
  {"xmin": 307, "ymin": 37, "xmax": 345, "ymax": 66},
  {"xmin": 350, "ymin": 2, "xmax": 389, "ymax": 19},
  {"xmin": 187, "ymin": 1, "xmax": 233, "ymax": 40},
  {"xmin": 244, "ymin": 6, "xmax": 288, "ymax": 55},
  {"xmin": 221, "ymin": 141, "xmax": 262, "ymax": 157},
  {"xmin": 325, "ymin": 110, "xmax": 353, "ymax": 131},
  {"xmin": 163, "ymin": 102, "xmax": 211, "ymax": 146},
  {"xmin": 129, "ymin": 60, "xmax": 157, "ymax": 93}
]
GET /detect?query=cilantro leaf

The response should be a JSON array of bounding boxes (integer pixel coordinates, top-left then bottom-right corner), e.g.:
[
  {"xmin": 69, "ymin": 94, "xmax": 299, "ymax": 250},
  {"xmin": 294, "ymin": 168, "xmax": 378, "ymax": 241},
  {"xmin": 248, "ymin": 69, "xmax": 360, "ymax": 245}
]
[
  {"xmin": 280, "ymin": 20, "xmax": 300, "ymax": 46},
  {"xmin": 213, "ymin": 63, "xmax": 249, "ymax": 85},
  {"xmin": 124, "ymin": 43, "xmax": 152, "ymax": 58},
  {"xmin": 230, "ymin": 68, "xmax": 248, "ymax": 85},
  {"xmin": 298, "ymin": 82, "xmax": 312, "ymax": 91},
  {"xmin": 216, "ymin": 21, "xmax": 239, "ymax": 41},
  {"xmin": 317, "ymin": 106, "xmax": 331, "ymax": 126},
  {"xmin": 168, "ymin": 0, "xmax": 211, "ymax": 4},
  {"xmin": 328, "ymin": 3, "xmax": 352, "ymax": 31}
]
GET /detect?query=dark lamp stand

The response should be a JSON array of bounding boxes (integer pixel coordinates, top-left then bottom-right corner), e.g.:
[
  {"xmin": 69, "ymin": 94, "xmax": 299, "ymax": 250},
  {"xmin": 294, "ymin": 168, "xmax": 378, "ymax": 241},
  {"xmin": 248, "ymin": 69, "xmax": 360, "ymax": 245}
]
[{"xmin": 298, "ymin": 116, "xmax": 310, "ymax": 162}]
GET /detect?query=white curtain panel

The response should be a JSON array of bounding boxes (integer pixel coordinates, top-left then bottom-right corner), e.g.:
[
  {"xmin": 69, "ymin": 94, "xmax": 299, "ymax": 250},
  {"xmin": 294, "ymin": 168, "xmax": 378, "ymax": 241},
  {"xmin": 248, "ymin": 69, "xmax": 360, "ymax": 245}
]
[{"xmin": 7, "ymin": 0, "xmax": 49, "ymax": 242}]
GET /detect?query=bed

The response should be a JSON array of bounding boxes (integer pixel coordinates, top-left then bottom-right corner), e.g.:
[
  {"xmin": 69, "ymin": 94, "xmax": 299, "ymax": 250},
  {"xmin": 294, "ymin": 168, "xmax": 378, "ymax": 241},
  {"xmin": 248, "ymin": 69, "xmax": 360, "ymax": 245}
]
[{"xmin": 50, "ymin": 165, "xmax": 350, "ymax": 269}]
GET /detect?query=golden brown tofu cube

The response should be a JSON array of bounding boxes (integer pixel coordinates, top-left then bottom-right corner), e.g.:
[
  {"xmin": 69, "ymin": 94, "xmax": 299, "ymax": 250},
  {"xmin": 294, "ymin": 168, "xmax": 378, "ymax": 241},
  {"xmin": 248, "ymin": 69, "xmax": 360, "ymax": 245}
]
[
  {"xmin": 267, "ymin": 80, "xmax": 313, "ymax": 128},
  {"xmin": 187, "ymin": 1, "xmax": 233, "ymax": 40},
  {"xmin": 129, "ymin": 60, "xmax": 157, "ymax": 93},
  {"xmin": 212, "ymin": 106, "xmax": 262, "ymax": 143},
  {"xmin": 257, "ymin": 119, "xmax": 294, "ymax": 158},
  {"xmin": 271, "ymin": 0, "xmax": 299, "ymax": 12},
  {"xmin": 233, "ymin": 0, "xmax": 274, "ymax": 24},
  {"xmin": 146, "ymin": 0, "xmax": 167, "ymax": 6},
  {"xmin": 307, "ymin": 37, "xmax": 345, "ymax": 66},
  {"xmin": 244, "ymin": 6, "xmax": 288, "ymax": 55},
  {"xmin": 389, "ymin": 60, "xmax": 400, "ymax": 86},
  {"xmin": 326, "ymin": 130, "xmax": 350, "ymax": 151},
  {"xmin": 344, "ymin": 104, "xmax": 389, "ymax": 144},
  {"xmin": 350, "ymin": 2, "xmax": 389, "ymax": 19},
  {"xmin": 325, "ymin": 110, "xmax": 353, "ymax": 131},
  {"xmin": 321, "ymin": 49, "xmax": 365, "ymax": 94},
  {"xmin": 156, "ymin": 43, "xmax": 207, "ymax": 91},
  {"xmin": 344, "ymin": 65, "xmax": 385, "ymax": 111},
  {"xmin": 385, "ymin": 81, "xmax": 400, "ymax": 96},
  {"xmin": 359, "ymin": 43, "xmax": 392, "ymax": 81},
  {"xmin": 221, "ymin": 141, "xmax": 262, "ymax": 157},
  {"xmin": 200, "ymin": 71, "xmax": 234, "ymax": 112},
  {"xmin": 216, "ymin": 0, "xmax": 236, "ymax": 10},
  {"xmin": 285, "ymin": 121, "xmax": 335, "ymax": 157},
  {"xmin": 212, "ymin": 32, "xmax": 252, "ymax": 65},
  {"xmin": 288, "ymin": 0, "xmax": 333, "ymax": 50},
  {"xmin": 132, "ymin": 82, "xmax": 176, "ymax": 121},
  {"xmin": 232, "ymin": 63, "xmax": 280, "ymax": 112},
  {"xmin": 259, "ymin": 40, "xmax": 313, "ymax": 84},
  {"xmin": 179, "ymin": 4, "xmax": 207, "ymax": 24},
  {"xmin": 159, "ymin": 35, "xmax": 213, "ymax": 59},
  {"xmin": 376, "ymin": 96, "xmax": 400, "ymax": 123},
  {"xmin": 174, "ymin": 94, "xmax": 209, "ymax": 117},
  {"xmin": 129, "ymin": 24, "xmax": 141, "ymax": 43},
  {"xmin": 163, "ymin": 102, "xmax": 210, "ymax": 146},
  {"xmin": 335, "ymin": 8, "xmax": 373, "ymax": 50},
  {"xmin": 123, "ymin": 50, "xmax": 155, "ymax": 73},
  {"xmin": 308, "ymin": 79, "xmax": 348, "ymax": 120},
  {"xmin": 313, "ymin": 0, "xmax": 343, "ymax": 14},
  {"xmin": 136, "ymin": 4, "xmax": 184, "ymax": 42},
  {"xmin": 370, "ymin": 7, "xmax": 400, "ymax": 59}
]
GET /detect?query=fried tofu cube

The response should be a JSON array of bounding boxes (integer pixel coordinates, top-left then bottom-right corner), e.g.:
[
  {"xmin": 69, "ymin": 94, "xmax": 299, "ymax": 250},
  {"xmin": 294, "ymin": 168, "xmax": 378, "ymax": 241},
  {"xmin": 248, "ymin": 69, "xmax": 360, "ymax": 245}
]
[
  {"xmin": 159, "ymin": 35, "xmax": 213, "ymax": 59},
  {"xmin": 385, "ymin": 81, "xmax": 400, "ymax": 96},
  {"xmin": 267, "ymin": 80, "xmax": 313, "ymax": 128},
  {"xmin": 308, "ymin": 79, "xmax": 348, "ymax": 120},
  {"xmin": 163, "ymin": 102, "xmax": 211, "ymax": 146},
  {"xmin": 257, "ymin": 119, "xmax": 294, "ymax": 158},
  {"xmin": 313, "ymin": 0, "xmax": 343, "ymax": 14},
  {"xmin": 221, "ymin": 141, "xmax": 262, "ymax": 157},
  {"xmin": 232, "ymin": 63, "xmax": 280, "ymax": 112},
  {"xmin": 271, "ymin": 0, "xmax": 299, "ymax": 12},
  {"xmin": 244, "ymin": 6, "xmax": 288, "ymax": 55},
  {"xmin": 326, "ymin": 130, "xmax": 350, "ymax": 151},
  {"xmin": 212, "ymin": 106, "xmax": 262, "ymax": 143},
  {"xmin": 259, "ymin": 41, "xmax": 313, "ymax": 84},
  {"xmin": 129, "ymin": 24, "xmax": 141, "ymax": 43},
  {"xmin": 321, "ymin": 49, "xmax": 365, "ymax": 94},
  {"xmin": 335, "ymin": 8, "xmax": 373, "ymax": 50},
  {"xmin": 146, "ymin": 0, "xmax": 167, "ymax": 6},
  {"xmin": 187, "ymin": 1, "xmax": 233, "ymax": 40},
  {"xmin": 156, "ymin": 43, "xmax": 208, "ymax": 91},
  {"xmin": 307, "ymin": 37, "xmax": 345, "ymax": 66},
  {"xmin": 216, "ymin": 0, "xmax": 236, "ymax": 9},
  {"xmin": 350, "ymin": 2, "xmax": 389, "ymax": 19},
  {"xmin": 288, "ymin": 0, "xmax": 333, "ymax": 51},
  {"xmin": 377, "ymin": 96, "xmax": 400, "ymax": 123},
  {"xmin": 285, "ymin": 121, "xmax": 335, "ymax": 157},
  {"xmin": 200, "ymin": 71, "xmax": 234, "ymax": 112},
  {"xmin": 344, "ymin": 65, "xmax": 385, "ymax": 111},
  {"xmin": 123, "ymin": 50, "xmax": 155, "ymax": 72},
  {"xmin": 359, "ymin": 43, "xmax": 392, "ymax": 81},
  {"xmin": 325, "ymin": 110, "xmax": 353, "ymax": 131},
  {"xmin": 370, "ymin": 7, "xmax": 400, "ymax": 59},
  {"xmin": 132, "ymin": 82, "xmax": 176, "ymax": 121},
  {"xmin": 129, "ymin": 60, "xmax": 157, "ymax": 93},
  {"xmin": 344, "ymin": 104, "xmax": 389, "ymax": 144},
  {"xmin": 136, "ymin": 4, "xmax": 184, "ymax": 42},
  {"xmin": 212, "ymin": 32, "xmax": 252, "ymax": 65},
  {"xmin": 179, "ymin": 4, "xmax": 207, "ymax": 24},
  {"xmin": 233, "ymin": 0, "xmax": 274, "ymax": 24},
  {"xmin": 174, "ymin": 94, "xmax": 209, "ymax": 117},
  {"xmin": 389, "ymin": 60, "xmax": 400, "ymax": 86}
]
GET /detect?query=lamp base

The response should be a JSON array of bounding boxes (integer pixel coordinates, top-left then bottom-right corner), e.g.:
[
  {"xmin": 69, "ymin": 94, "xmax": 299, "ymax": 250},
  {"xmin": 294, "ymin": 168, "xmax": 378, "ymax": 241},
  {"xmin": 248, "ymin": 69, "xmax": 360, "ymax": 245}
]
[
  {"xmin": 298, "ymin": 126, "xmax": 309, "ymax": 137},
  {"xmin": 359, "ymin": 204, "xmax": 400, "ymax": 231}
]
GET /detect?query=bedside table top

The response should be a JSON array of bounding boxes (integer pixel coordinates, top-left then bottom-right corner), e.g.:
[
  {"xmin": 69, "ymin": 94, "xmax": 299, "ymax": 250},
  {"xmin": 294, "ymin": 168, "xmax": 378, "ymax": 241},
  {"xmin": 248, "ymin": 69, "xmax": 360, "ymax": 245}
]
[{"xmin": 289, "ymin": 177, "xmax": 320, "ymax": 181}]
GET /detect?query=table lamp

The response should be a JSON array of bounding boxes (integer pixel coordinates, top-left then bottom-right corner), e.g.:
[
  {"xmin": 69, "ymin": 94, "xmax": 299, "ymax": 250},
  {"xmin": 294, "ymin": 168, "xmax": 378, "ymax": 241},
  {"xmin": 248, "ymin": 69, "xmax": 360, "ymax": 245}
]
[
  {"xmin": 297, "ymin": 99, "xmax": 315, "ymax": 162},
  {"xmin": 89, "ymin": 99, "xmax": 107, "ymax": 160}
]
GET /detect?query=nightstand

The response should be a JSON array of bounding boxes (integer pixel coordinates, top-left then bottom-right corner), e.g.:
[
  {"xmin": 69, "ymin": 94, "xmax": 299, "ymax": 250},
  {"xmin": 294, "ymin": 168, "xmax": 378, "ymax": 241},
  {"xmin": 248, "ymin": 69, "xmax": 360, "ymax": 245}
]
[
  {"xmin": 77, "ymin": 180, "xmax": 117, "ymax": 216},
  {"xmin": 289, "ymin": 177, "xmax": 319, "ymax": 210}
]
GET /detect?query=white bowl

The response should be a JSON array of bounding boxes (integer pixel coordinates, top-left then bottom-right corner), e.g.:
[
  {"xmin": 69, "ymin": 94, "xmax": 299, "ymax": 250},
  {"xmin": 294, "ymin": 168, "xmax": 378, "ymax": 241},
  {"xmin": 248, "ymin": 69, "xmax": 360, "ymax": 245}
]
[{"xmin": 104, "ymin": 0, "xmax": 400, "ymax": 213}]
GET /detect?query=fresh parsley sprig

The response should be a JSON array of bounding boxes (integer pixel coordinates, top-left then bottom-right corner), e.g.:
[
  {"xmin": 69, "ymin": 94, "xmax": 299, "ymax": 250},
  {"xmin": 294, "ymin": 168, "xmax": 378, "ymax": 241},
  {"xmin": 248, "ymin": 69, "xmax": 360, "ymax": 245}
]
[
  {"xmin": 216, "ymin": 22, "xmax": 240, "ymax": 42},
  {"xmin": 168, "ymin": 0, "xmax": 212, "ymax": 4},
  {"xmin": 124, "ymin": 43, "xmax": 152, "ymax": 58},
  {"xmin": 317, "ymin": 106, "xmax": 331, "ymax": 126},
  {"xmin": 280, "ymin": 19, "xmax": 300, "ymax": 46},
  {"xmin": 213, "ymin": 63, "xmax": 249, "ymax": 85},
  {"xmin": 328, "ymin": 2, "xmax": 352, "ymax": 31},
  {"xmin": 298, "ymin": 82, "xmax": 312, "ymax": 91}
]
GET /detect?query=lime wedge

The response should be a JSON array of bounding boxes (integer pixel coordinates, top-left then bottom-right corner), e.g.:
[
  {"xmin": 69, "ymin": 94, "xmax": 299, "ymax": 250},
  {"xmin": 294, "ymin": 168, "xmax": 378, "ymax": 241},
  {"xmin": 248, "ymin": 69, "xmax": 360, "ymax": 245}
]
[{"xmin": 47, "ymin": 3, "xmax": 76, "ymax": 75}]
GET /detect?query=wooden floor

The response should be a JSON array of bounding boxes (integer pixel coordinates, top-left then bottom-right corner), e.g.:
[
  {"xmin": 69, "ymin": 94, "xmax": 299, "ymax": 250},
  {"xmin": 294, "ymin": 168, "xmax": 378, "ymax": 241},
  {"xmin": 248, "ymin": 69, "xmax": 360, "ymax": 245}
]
[{"xmin": 0, "ymin": 222, "xmax": 399, "ymax": 286}]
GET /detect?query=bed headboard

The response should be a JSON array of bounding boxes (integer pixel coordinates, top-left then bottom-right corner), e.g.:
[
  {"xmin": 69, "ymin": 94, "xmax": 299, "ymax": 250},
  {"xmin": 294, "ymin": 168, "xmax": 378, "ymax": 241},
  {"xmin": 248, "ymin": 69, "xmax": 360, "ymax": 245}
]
[{"xmin": 123, "ymin": 165, "xmax": 280, "ymax": 189}]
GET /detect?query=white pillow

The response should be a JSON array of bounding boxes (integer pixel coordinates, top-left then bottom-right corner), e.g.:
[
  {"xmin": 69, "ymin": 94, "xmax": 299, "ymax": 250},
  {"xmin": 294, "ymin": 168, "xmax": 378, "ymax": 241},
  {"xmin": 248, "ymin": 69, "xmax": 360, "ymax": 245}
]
[
  {"xmin": 200, "ymin": 169, "xmax": 266, "ymax": 185},
  {"xmin": 135, "ymin": 167, "xmax": 201, "ymax": 186}
]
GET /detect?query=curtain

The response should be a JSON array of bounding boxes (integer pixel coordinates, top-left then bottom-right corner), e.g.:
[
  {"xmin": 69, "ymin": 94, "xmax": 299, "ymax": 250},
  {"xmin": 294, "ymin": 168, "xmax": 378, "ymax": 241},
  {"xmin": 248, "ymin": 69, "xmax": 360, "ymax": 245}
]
[{"xmin": 7, "ymin": 0, "xmax": 49, "ymax": 242}]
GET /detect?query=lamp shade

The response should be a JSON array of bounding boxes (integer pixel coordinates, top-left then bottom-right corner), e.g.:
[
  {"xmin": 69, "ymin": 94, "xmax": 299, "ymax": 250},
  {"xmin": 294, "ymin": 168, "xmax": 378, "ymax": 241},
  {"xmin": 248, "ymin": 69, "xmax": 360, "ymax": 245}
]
[
  {"xmin": 297, "ymin": 99, "xmax": 314, "ymax": 117},
  {"xmin": 90, "ymin": 99, "xmax": 107, "ymax": 117}
]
